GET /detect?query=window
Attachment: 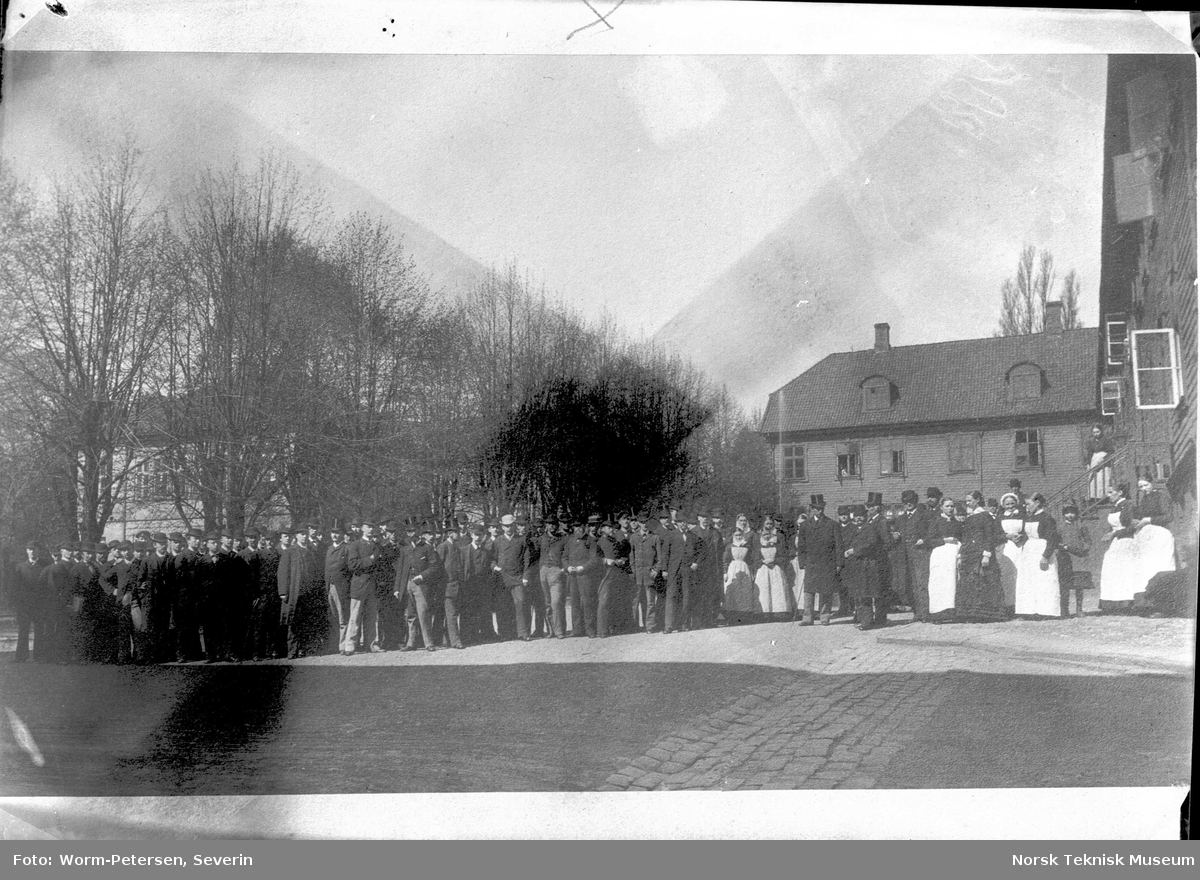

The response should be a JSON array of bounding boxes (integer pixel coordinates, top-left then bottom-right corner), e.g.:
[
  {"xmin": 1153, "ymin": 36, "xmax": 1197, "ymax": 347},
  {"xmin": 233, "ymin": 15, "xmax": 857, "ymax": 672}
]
[
  {"xmin": 1113, "ymin": 151, "xmax": 1160, "ymax": 224},
  {"xmin": 127, "ymin": 458, "xmax": 172, "ymax": 502},
  {"xmin": 879, "ymin": 438, "xmax": 905, "ymax": 476},
  {"xmin": 1106, "ymin": 318, "xmax": 1129, "ymax": 366},
  {"xmin": 948, "ymin": 434, "xmax": 977, "ymax": 474},
  {"xmin": 836, "ymin": 442, "xmax": 861, "ymax": 479},
  {"xmin": 1132, "ymin": 328, "xmax": 1182, "ymax": 409},
  {"xmin": 1009, "ymin": 363, "xmax": 1043, "ymax": 400},
  {"xmin": 781, "ymin": 444, "xmax": 806, "ymax": 481},
  {"xmin": 1101, "ymin": 378, "xmax": 1122, "ymax": 416},
  {"xmin": 1014, "ymin": 429, "xmax": 1042, "ymax": 470},
  {"xmin": 862, "ymin": 377, "xmax": 893, "ymax": 412}
]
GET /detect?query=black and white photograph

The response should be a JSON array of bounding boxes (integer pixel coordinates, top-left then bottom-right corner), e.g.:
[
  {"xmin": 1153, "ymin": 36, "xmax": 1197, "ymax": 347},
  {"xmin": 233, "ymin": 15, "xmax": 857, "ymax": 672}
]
[{"xmin": 0, "ymin": 2, "xmax": 1194, "ymax": 842}]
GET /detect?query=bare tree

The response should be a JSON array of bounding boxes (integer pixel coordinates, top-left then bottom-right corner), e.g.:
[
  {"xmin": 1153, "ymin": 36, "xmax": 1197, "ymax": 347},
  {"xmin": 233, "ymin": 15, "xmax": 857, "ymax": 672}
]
[
  {"xmin": 0, "ymin": 145, "xmax": 172, "ymax": 540},
  {"xmin": 996, "ymin": 246, "xmax": 1082, "ymax": 335}
]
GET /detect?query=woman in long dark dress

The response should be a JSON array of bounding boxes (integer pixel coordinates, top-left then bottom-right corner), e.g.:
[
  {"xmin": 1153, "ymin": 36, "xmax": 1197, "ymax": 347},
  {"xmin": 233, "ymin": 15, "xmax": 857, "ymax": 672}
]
[
  {"xmin": 1085, "ymin": 424, "xmax": 1116, "ymax": 501},
  {"xmin": 956, "ymin": 490, "xmax": 1009, "ymax": 621}
]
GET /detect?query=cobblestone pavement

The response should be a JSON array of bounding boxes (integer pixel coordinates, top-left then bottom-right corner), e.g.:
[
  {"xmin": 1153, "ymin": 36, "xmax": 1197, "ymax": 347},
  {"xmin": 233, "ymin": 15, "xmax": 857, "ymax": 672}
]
[{"xmin": 1, "ymin": 613, "xmax": 1193, "ymax": 796}]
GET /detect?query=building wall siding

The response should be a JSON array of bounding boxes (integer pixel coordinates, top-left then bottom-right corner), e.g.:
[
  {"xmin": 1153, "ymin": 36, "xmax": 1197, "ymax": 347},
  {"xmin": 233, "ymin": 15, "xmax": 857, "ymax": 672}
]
[{"xmin": 772, "ymin": 421, "xmax": 1091, "ymax": 511}]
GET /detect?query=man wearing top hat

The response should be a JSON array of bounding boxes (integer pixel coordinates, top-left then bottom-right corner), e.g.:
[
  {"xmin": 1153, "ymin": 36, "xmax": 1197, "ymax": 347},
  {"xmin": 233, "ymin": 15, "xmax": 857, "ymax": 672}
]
[
  {"xmin": 325, "ymin": 520, "xmax": 352, "ymax": 656},
  {"xmin": 796, "ymin": 495, "xmax": 843, "ymax": 625},
  {"xmin": 693, "ymin": 509, "xmax": 722, "ymax": 630},
  {"xmin": 280, "ymin": 524, "xmax": 324, "ymax": 659}
]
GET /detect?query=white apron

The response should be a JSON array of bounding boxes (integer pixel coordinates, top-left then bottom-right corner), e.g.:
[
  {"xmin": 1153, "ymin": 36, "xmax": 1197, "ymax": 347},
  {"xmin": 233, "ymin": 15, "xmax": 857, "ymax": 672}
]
[
  {"xmin": 927, "ymin": 543, "xmax": 959, "ymax": 614},
  {"xmin": 1100, "ymin": 511, "xmax": 1136, "ymax": 601},
  {"xmin": 753, "ymin": 545, "xmax": 791, "ymax": 614},
  {"xmin": 1016, "ymin": 520, "xmax": 1061, "ymax": 616},
  {"xmin": 1088, "ymin": 451, "xmax": 1112, "ymax": 499},
  {"xmin": 998, "ymin": 518, "xmax": 1024, "ymax": 608},
  {"xmin": 723, "ymin": 544, "xmax": 757, "ymax": 613}
]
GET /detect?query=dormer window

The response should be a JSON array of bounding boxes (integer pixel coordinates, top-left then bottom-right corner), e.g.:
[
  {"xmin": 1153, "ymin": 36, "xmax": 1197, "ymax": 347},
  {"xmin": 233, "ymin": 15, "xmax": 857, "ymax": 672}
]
[
  {"xmin": 862, "ymin": 376, "xmax": 893, "ymax": 412},
  {"xmin": 1008, "ymin": 363, "xmax": 1043, "ymax": 400}
]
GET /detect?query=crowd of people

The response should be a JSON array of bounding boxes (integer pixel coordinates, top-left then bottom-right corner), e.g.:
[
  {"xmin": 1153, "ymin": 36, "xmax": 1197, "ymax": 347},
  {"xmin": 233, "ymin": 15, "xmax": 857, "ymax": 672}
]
[{"xmin": 6, "ymin": 477, "xmax": 1181, "ymax": 664}]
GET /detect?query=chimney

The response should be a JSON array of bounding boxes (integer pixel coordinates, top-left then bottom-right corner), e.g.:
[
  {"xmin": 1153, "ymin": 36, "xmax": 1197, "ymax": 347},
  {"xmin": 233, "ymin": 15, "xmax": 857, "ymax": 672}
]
[
  {"xmin": 1044, "ymin": 301, "xmax": 1064, "ymax": 334},
  {"xmin": 874, "ymin": 322, "xmax": 891, "ymax": 353}
]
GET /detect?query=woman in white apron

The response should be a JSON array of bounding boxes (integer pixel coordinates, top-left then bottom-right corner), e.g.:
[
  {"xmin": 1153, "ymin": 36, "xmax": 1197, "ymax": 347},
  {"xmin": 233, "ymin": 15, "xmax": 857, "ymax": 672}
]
[
  {"xmin": 926, "ymin": 497, "xmax": 962, "ymax": 617},
  {"xmin": 722, "ymin": 520, "xmax": 758, "ymax": 624},
  {"xmin": 1015, "ymin": 493, "xmax": 1061, "ymax": 617},
  {"xmin": 1084, "ymin": 425, "xmax": 1115, "ymax": 501},
  {"xmin": 1100, "ymin": 484, "xmax": 1176, "ymax": 606},
  {"xmin": 754, "ymin": 523, "xmax": 792, "ymax": 618},
  {"xmin": 996, "ymin": 493, "xmax": 1025, "ymax": 612}
]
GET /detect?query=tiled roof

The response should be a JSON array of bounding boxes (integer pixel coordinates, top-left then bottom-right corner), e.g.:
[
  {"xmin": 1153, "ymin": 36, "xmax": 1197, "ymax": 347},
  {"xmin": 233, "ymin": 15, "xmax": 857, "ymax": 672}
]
[{"xmin": 760, "ymin": 328, "xmax": 1100, "ymax": 436}]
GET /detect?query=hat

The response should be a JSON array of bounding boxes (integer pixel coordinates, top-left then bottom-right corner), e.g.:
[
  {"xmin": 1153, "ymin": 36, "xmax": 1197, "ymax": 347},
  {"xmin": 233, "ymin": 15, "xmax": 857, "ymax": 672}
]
[
  {"xmin": 107, "ymin": 540, "xmax": 121, "ymax": 549},
  {"xmin": 135, "ymin": 530, "xmax": 152, "ymax": 539},
  {"xmin": 709, "ymin": 507, "xmax": 724, "ymax": 518},
  {"xmin": 266, "ymin": 531, "xmax": 280, "ymax": 541},
  {"xmin": 244, "ymin": 528, "xmax": 260, "ymax": 539},
  {"xmin": 514, "ymin": 513, "xmax": 529, "ymax": 524},
  {"xmin": 866, "ymin": 492, "xmax": 883, "ymax": 507},
  {"xmin": 1062, "ymin": 501, "xmax": 1079, "ymax": 514},
  {"xmin": 419, "ymin": 520, "xmax": 436, "ymax": 534},
  {"xmin": 1009, "ymin": 478, "xmax": 1022, "ymax": 489},
  {"xmin": 850, "ymin": 505, "xmax": 867, "ymax": 518},
  {"xmin": 656, "ymin": 508, "xmax": 671, "ymax": 520},
  {"xmin": 92, "ymin": 542, "xmax": 108, "ymax": 554},
  {"xmin": 1000, "ymin": 492, "xmax": 1020, "ymax": 507},
  {"xmin": 186, "ymin": 528, "xmax": 204, "ymax": 539},
  {"xmin": 469, "ymin": 523, "xmax": 486, "ymax": 536},
  {"xmin": 900, "ymin": 489, "xmax": 919, "ymax": 504},
  {"xmin": 926, "ymin": 487, "xmax": 943, "ymax": 499},
  {"xmin": 809, "ymin": 494, "xmax": 825, "ymax": 507},
  {"xmin": 500, "ymin": 514, "xmax": 516, "ymax": 526},
  {"xmin": 587, "ymin": 514, "xmax": 603, "ymax": 525},
  {"xmin": 454, "ymin": 513, "xmax": 469, "ymax": 526},
  {"xmin": 836, "ymin": 505, "xmax": 850, "ymax": 516},
  {"xmin": 169, "ymin": 531, "xmax": 185, "ymax": 542},
  {"xmin": 206, "ymin": 531, "xmax": 221, "ymax": 541},
  {"xmin": 220, "ymin": 528, "xmax": 233, "ymax": 539},
  {"xmin": 152, "ymin": 532, "xmax": 169, "ymax": 543}
]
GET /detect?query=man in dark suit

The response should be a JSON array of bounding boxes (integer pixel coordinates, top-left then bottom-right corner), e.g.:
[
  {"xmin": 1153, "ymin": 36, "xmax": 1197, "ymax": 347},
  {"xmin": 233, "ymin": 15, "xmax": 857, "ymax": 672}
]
[
  {"xmin": 629, "ymin": 514, "xmax": 659, "ymax": 633},
  {"xmin": 537, "ymin": 516, "xmax": 568, "ymax": 639},
  {"xmin": 39, "ymin": 543, "xmax": 76, "ymax": 662},
  {"xmin": 797, "ymin": 495, "xmax": 843, "ymax": 625},
  {"xmin": 173, "ymin": 528, "xmax": 204, "ymax": 662},
  {"xmin": 280, "ymin": 525, "xmax": 323, "ymax": 659},
  {"xmin": 435, "ymin": 519, "xmax": 466, "ymax": 649},
  {"xmin": 393, "ymin": 520, "xmax": 445, "ymax": 651},
  {"xmin": 656, "ymin": 511, "xmax": 688, "ymax": 634},
  {"xmin": 565, "ymin": 517, "xmax": 602, "ymax": 637},
  {"xmin": 900, "ymin": 489, "xmax": 934, "ymax": 622},
  {"xmin": 12, "ymin": 542, "xmax": 48, "ymax": 662},
  {"xmin": 376, "ymin": 520, "xmax": 403, "ymax": 650},
  {"xmin": 461, "ymin": 523, "xmax": 495, "ymax": 644},
  {"xmin": 491, "ymin": 514, "xmax": 530, "ymax": 641},
  {"xmin": 325, "ymin": 521, "xmax": 352, "ymax": 655},
  {"xmin": 143, "ymin": 532, "xmax": 175, "ymax": 663},
  {"xmin": 344, "ymin": 520, "xmax": 382, "ymax": 654}
]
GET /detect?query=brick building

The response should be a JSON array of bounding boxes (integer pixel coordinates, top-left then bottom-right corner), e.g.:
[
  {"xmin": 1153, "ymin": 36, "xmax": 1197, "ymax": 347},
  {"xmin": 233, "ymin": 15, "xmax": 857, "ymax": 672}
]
[
  {"xmin": 759, "ymin": 317, "xmax": 1101, "ymax": 512},
  {"xmin": 1096, "ymin": 54, "xmax": 1197, "ymax": 560}
]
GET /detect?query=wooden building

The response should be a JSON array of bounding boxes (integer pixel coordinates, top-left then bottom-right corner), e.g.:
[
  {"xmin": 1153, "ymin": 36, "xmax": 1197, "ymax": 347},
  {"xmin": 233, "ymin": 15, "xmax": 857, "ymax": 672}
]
[
  {"xmin": 1097, "ymin": 54, "xmax": 1197, "ymax": 559},
  {"xmin": 759, "ymin": 318, "xmax": 1101, "ymax": 513}
]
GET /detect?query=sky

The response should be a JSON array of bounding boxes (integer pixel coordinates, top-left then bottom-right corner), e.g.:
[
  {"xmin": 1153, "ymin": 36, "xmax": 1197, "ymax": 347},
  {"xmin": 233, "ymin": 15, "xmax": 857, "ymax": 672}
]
[{"xmin": 0, "ymin": 51, "xmax": 1107, "ymax": 340}]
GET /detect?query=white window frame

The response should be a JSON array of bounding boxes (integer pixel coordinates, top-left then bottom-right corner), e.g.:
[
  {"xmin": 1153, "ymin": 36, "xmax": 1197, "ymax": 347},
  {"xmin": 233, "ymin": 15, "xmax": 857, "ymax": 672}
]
[
  {"xmin": 781, "ymin": 443, "xmax": 807, "ymax": 482},
  {"xmin": 1106, "ymin": 318, "xmax": 1128, "ymax": 366},
  {"xmin": 1100, "ymin": 378, "xmax": 1122, "ymax": 416},
  {"xmin": 1131, "ymin": 328, "xmax": 1182, "ymax": 410}
]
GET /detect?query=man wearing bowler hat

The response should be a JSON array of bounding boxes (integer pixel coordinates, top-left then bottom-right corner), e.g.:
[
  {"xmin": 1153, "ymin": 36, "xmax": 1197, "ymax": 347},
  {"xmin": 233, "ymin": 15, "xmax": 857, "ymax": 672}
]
[
  {"xmin": 538, "ymin": 515, "xmax": 568, "ymax": 638},
  {"xmin": 343, "ymin": 520, "xmax": 382, "ymax": 654},
  {"xmin": 393, "ymin": 520, "xmax": 445, "ymax": 651}
]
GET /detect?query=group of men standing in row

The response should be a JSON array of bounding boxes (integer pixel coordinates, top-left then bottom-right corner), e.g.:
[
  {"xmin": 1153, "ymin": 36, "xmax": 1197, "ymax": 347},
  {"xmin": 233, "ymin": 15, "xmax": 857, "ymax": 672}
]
[{"xmin": 8, "ymin": 483, "xmax": 1047, "ymax": 664}]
